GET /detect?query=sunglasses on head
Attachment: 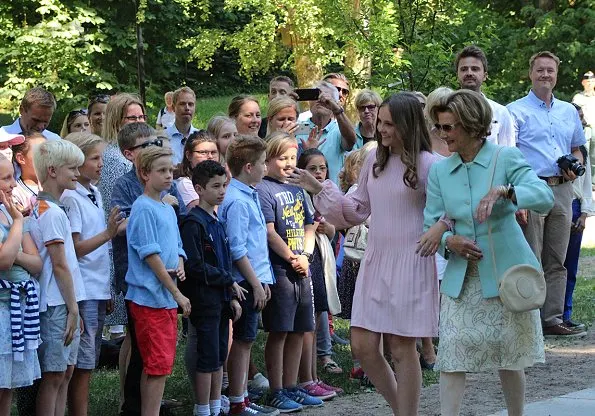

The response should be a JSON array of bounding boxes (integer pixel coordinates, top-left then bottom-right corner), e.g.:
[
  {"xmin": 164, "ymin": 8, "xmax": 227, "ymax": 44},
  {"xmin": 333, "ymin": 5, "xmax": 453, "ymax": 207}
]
[
  {"xmin": 434, "ymin": 122, "xmax": 460, "ymax": 132},
  {"xmin": 128, "ymin": 138, "xmax": 164, "ymax": 151},
  {"xmin": 68, "ymin": 109, "xmax": 88, "ymax": 118},
  {"xmin": 335, "ymin": 86, "xmax": 350, "ymax": 96},
  {"xmin": 89, "ymin": 94, "xmax": 110, "ymax": 105}
]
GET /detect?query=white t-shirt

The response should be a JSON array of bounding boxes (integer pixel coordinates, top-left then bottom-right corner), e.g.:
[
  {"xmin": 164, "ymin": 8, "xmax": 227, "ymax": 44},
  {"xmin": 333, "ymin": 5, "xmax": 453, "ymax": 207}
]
[
  {"xmin": 29, "ymin": 195, "xmax": 87, "ymax": 312},
  {"xmin": 61, "ymin": 183, "xmax": 111, "ymax": 300},
  {"xmin": 175, "ymin": 177, "xmax": 199, "ymax": 208},
  {"xmin": 156, "ymin": 108, "xmax": 175, "ymax": 129}
]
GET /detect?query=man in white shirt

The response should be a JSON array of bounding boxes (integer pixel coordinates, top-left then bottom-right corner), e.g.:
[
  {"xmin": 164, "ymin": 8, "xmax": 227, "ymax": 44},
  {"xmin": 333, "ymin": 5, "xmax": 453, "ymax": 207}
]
[
  {"xmin": 165, "ymin": 86, "xmax": 198, "ymax": 164},
  {"xmin": 455, "ymin": 45, "xmax": 515, "ymax": 146},
  {"xmin": 2, "ymin": 87, "xmax": 61, "ymax": 140}
]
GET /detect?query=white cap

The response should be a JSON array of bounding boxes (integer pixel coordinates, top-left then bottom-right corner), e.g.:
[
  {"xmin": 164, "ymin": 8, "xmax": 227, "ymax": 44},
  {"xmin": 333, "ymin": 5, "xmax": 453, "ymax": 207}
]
[{"xmin": 0, "ymin": 128, "xmax": 25, "ymax": 146}]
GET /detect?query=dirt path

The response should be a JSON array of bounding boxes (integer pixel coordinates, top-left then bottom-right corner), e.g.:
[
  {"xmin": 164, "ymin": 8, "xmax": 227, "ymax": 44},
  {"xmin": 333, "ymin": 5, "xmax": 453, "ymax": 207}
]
[
  {"xmin": 304, "ymin": 256, "xmax": 595, "ymax": 416},
  {"xmin": 304, "ymin": 326, "xmax": 595, "ymax": 416}
]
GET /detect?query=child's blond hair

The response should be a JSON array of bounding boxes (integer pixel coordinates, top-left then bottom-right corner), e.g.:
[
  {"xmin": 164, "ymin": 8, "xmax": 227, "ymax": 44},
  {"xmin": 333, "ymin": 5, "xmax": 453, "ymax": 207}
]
[
  {"xmin": 264, "ymin": 131, "xmax": 298, "ymax": 160},
  {"xmin": 338, "ymin": 141, "xmax": 377, "ymax": 193},
  {"xmin": 135, "ymin": 146, "xmax": 173, "ymax": 185},
  {"xmin": 33, "ymin": 140, "xmax": 85, "ymax": 184},
  {"xmin": 64, "ymin": 132, "xmax": 106, "ymax": 156}
]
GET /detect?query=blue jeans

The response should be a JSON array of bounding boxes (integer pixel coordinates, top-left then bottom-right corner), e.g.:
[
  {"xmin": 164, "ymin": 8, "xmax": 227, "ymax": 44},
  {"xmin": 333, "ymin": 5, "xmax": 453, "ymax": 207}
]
[{"xmin": 563, "ymin": 199, "xmax": 583, "ymax": 322}]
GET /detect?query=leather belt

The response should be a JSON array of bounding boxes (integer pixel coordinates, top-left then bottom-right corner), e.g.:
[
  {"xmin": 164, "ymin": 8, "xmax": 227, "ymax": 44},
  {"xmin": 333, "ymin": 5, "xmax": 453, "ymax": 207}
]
[{"xmin": 538, "ymin": 176, "xmax": 566, "ymax": 186}]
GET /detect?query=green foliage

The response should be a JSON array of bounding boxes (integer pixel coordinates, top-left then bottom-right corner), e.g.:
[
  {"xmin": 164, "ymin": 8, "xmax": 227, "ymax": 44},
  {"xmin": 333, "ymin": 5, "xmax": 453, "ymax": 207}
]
[
  {"xmin": 0, "ymin": 0, "xmax": 592, "ymax": 124},
  {"xmin": 0, "ymin": 0, "xmax": 113, "ymax": 113}
]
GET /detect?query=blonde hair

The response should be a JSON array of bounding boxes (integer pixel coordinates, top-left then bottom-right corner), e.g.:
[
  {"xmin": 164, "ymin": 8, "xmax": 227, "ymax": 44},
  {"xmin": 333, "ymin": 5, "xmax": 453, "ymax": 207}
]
[
  {"xmin": 33, "ymin": 140, "xmax": 85, "ymax": 184},
  {"xmin": 425, "ymin": 87, "xmax": 454, "ymax": 126},
  {"xmin": 339, "ymin": 142, "xmax": 377, "ymax": 193},
  {"xmin": 101, "ymin": 93, "xmax": 145, "ymax": 144},
  {"xmin": 64, "ymin": 132, "xmax": 106, "ymax": 156},
  {"xmin": 529, "ymin": 50, "xmax": 560, "ymax": 70},
  {"xmin": 430, "ymin": 90, "xmax": 492, "ymax": 141},
  {"xmin": 173, "ymin": 86, "xmax": 195, "ymax": 105},
  {"xmin": 354, "ymin": 89, "xmax": 382, "ymax": 108},
  {"xmin": 266, "ymin": 96, "xmax": 298, "ymax": 136},
  {"xmin": 135, "ymin": 146, "xmax": 174, "ymax": 185},
  {"xmin": 207, "ymin": 115, "xmax": 235, "ymax": 140},
  {"xmin": 264, "ymin": 131, "xmax": 297, "ymax": 160}
]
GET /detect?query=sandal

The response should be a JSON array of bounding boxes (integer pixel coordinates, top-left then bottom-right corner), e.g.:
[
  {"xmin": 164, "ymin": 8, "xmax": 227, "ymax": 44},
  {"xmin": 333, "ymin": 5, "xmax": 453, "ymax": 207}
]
[{"xmin": 322, "ymin": 360, "xmax": 343, "ymax": 374}]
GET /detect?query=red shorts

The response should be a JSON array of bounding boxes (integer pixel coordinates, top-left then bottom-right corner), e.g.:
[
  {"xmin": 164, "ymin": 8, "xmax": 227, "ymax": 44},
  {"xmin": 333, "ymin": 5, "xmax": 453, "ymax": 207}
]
[{"xmin": 128, "ymin": 303, "xmax": 177, "ymax": 376}]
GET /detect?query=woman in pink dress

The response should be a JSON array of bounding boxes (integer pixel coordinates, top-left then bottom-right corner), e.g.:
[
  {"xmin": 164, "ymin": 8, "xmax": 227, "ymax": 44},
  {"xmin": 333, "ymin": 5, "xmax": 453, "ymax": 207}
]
[{"xmin": 288, "ymin": 92, "xmax": 440, "ymax": 415}]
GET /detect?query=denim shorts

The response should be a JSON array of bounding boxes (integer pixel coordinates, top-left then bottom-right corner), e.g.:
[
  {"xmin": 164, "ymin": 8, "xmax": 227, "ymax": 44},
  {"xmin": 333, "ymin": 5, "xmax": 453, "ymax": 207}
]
[
  {"xmin": 38, "ymin": 305, "xmax": 80, "ymax": 373},
  {"xmin": 232, "ymin": 281, "xmax": 260, "ymax": 342},
  {"xmin": 76, "ymin": 300, "xmax": 107, "ymax": 370},
  {"xmin": 190, "ymin": 304, "xmax": 230, "ymax": 373}
]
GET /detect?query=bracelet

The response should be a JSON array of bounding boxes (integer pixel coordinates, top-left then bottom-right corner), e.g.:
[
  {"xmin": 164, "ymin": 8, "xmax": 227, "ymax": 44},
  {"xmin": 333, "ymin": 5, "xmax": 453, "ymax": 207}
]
[{"xmin": 496, "ymin": 185, "xmax": 508, "ymax": 198}]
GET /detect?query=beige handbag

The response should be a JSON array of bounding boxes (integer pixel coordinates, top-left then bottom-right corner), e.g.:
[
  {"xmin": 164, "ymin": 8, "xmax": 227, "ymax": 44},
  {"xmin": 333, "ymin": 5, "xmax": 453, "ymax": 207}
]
[{"xmin": 487, "ymin": 147, "xmax": 546, "ymax": 313}]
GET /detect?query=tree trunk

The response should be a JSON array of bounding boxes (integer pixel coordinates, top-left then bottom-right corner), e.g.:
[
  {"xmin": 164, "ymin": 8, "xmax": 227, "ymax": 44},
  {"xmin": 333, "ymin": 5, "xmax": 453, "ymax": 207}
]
[{"xmin": 344, "ymin": 0, "xmax": 371, "ymax": 119}]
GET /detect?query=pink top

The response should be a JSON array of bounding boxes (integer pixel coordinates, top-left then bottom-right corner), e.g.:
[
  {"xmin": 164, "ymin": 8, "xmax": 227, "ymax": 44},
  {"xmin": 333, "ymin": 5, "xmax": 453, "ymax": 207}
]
[{"xmin": 314, "ymin": 151, "xmax": 439, "ymax": 336}]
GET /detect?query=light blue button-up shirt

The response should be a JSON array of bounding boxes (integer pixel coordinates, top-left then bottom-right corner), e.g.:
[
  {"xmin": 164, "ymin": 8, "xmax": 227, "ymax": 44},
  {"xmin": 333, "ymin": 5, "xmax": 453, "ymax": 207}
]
[
  {"xmin": 507, "ymin": 90, "xmax": 585, "ymax": 177},
  {"xmin": 2, "ymin": 118, "xmax": 61, "ymax": 140},
  {"xmin": 165, "ymin": 123, "xmax": 198, "ymax": 165},
  {"xmin": 219, "ymin": 178, "xmax": 275, "ymax": 285}
]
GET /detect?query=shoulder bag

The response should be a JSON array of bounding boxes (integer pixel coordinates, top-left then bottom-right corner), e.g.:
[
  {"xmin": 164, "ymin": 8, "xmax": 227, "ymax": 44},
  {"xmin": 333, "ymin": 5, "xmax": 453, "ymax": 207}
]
[{"xmin": 486, "ymin": 147, "xmax": 546, "ymax": 313}]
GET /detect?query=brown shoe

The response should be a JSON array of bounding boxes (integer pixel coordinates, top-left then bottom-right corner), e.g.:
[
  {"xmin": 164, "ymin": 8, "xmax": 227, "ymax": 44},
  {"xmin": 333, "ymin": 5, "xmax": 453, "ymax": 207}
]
[{"xmin": 543, "ymin": 323, "xmax": 587, "ymax": 337}]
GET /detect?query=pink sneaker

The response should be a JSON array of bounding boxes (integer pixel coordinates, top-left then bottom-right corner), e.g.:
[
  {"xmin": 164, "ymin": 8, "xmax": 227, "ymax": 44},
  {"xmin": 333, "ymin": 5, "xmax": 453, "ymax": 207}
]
[
  {"xmin": 302, "ymin": 382, "xmax": 336, "ymax": 401},
  {"xmin": 317, "ymin": 380, "xmax": 343, "ymax": 395}
]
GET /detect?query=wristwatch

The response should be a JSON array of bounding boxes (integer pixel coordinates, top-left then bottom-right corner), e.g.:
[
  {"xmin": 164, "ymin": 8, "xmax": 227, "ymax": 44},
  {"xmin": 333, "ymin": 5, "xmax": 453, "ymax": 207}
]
[
  {"xmin": 507, "ymin": 184, "xmax": 515, "ymax": 199},
  {"xmin": 333, "ymin": 107, "xmax": 345, "ymax": 116},
  {"xmin": 301, "ymin": 252, "xmax": 313, "ymax": 262}
]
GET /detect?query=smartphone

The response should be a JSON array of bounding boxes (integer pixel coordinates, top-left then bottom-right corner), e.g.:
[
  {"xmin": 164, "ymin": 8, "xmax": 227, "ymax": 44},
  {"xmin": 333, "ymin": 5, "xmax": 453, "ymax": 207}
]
[
  {"xmin": 294, "ymin": 121, "xmax": 313, "ymax": 136},
  {"xmin": 295, "ymin": 88, "xmax": 320, "ymax": 101}
]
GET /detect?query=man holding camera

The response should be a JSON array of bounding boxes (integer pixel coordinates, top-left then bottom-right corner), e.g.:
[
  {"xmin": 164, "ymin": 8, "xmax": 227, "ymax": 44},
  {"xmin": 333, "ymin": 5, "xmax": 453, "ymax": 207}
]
[{"xmin": 507, "ymin": 51, "xmax": 587, "ymax": 337}]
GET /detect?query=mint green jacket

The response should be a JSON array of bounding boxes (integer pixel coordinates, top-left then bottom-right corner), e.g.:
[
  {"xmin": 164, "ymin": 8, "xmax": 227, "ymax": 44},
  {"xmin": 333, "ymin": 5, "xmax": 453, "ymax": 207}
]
[{"xmin": 423, "ymin": 141, "xmax": 554, "ymax": 299}]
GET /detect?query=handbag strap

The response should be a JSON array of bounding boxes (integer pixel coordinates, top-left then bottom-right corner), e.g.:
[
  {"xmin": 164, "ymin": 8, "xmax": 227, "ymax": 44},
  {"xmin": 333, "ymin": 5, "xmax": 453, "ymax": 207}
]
[{"xmin": 487, "ymin": 147, "xmax": 504, "ymax": 280}]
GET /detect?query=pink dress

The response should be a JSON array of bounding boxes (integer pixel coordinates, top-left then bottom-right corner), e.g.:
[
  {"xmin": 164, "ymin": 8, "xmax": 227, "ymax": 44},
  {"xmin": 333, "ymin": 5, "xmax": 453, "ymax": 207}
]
[{"xmin": 314, "ymin": 151, "xmax": 439, "ymax": 337}]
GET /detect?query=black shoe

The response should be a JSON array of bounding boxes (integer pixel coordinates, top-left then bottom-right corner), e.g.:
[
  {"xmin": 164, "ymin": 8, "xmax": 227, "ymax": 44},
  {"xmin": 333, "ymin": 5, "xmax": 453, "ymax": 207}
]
[
  {"xmin": 563, "ymin": 320, "xmax": 586, "ymax": 331},
  {"xmin": 331, "ymin": 332, "xmax": 350, "ymax": 345}
]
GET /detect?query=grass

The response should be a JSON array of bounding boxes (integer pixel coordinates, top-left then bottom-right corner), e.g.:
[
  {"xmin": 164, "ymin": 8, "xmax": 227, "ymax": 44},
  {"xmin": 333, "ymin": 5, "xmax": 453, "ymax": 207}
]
[
  {"xmin": 79, "ymin": 317, "xmax": 439, "ymax": 416},
  {"xmin": 9, "ymin": 277, "xmax": 593, "ymax": 415}
]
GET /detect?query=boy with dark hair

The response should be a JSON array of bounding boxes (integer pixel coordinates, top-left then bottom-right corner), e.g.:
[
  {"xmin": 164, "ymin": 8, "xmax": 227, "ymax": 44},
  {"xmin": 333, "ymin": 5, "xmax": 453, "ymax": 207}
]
[{"xmin": 180, "ymin": 160, "xmax": 243, "ymax": 416}]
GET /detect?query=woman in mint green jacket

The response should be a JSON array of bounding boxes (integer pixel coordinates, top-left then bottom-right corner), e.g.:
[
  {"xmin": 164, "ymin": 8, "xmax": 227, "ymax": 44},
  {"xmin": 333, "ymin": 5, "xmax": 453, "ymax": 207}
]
[{"xmin": 422, "ymin": 90, "xmax": 554, "ymax": 416}]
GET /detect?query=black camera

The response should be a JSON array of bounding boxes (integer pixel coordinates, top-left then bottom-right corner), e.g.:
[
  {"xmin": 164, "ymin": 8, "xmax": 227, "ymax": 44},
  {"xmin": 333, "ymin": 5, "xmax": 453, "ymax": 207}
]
[{"xmin": 557, "ymin": 154, "xmax": 585, "ymax": 177}]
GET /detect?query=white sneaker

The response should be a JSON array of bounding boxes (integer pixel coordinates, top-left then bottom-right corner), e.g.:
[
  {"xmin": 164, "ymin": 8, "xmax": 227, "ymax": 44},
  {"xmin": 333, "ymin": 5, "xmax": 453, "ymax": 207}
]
[
  {"xmin": 221, "ymin": 395, "xmax": 230, "ymax": 414},
  {"xmin": 248, "ymin": 373, "xmax": 270, "ymax": 391}
]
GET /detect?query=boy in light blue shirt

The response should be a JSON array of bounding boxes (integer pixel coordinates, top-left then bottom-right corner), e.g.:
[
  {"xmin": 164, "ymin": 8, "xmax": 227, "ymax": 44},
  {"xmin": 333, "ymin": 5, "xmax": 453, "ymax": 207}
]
[
  {"xmin": 218, "ymin": 136, "xmax": 277, "ymax": 415},
  {"xmin": 125, "ymin": 145, "xmax": 190, "ymax": 415}
]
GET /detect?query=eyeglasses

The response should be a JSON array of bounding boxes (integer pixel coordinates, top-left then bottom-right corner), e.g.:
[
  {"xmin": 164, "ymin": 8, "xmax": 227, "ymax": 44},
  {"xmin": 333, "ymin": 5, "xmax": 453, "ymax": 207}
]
[
  {"xmin": 335, "ymin": 86, "xmax": 350, "ymax": 97},
  {"xmin": 124, "ymin": 114, "xmax": 148, "ymax": 122},
  {"xmin": 358, "ymin": 104, "xmax": 377, "ymax": 112},
  {"xmin": 193, "ymin": 150, "xmax": 219, "ymax": 157},
  {"xmin": 128, "ymin": 138, "xmax": 164, "ymax": 151},
  {"xmin": 434, "ymin": 122, "xmax": 460, "ymax": 132}
]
